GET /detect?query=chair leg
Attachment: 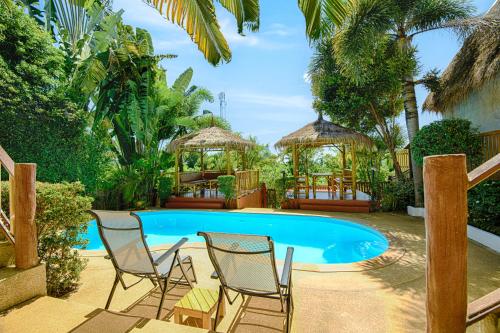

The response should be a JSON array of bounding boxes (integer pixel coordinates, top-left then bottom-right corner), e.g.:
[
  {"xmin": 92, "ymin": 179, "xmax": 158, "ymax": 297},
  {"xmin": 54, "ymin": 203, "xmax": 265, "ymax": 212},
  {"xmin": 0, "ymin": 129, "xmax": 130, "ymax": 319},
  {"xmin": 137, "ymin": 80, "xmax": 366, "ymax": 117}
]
[
  {"xmin": 105, "ymin": 273, "xmax": 120, "ymax": 310},
  {"xmin": 156, "ymin": 278, "xmax": 169, "ymax": 320},
  {"xmin": 177, "ymin": 254, "xmax": 193, "ymax": 288},
  {"xmin": 189, "ymin": 257, "xmax": 198, "ymax": 283},
  {"xmin": 213, "ymin": 285, "xmax": 224, "ymax": 330}
]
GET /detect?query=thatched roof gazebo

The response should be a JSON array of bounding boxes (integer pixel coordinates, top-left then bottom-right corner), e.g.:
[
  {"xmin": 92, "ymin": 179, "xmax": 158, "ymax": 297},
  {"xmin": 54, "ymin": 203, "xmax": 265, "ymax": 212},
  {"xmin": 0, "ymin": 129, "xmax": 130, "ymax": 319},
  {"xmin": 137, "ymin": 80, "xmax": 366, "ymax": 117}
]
[
  {"xmin": 168, "ymin": 126, "xmax": 255, "ymax": 195},
  {"xmin": 275, "ymin": 115, "xmax": 373, "ymax": 200},
  {"xmin": 423, "ymin": 1, "xmax": 499, "ymax": 112},
  {"xmin": 168, "ymin": 126, "xmax": 254, "ymax": 152}
]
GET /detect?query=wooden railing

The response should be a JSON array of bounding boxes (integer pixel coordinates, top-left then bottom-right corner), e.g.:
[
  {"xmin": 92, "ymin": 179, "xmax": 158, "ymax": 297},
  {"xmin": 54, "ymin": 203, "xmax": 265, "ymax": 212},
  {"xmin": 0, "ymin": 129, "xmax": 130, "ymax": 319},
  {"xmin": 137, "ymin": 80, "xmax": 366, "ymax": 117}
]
[
  {"xmin": 235, "ymin": 170, "xmax": 259, "ymax": 197},
  {"xmin": 424, "ymin": 153, "xmax": 500, "ymax": 332},
  {"xmin": 479, "ymin": 130, "xmax": 500, "ymax": 161},
  {"xmin": 0, "ymin": 145, "xmax": 38, "ymax": 269},
  {"xmin": 395, "ymin": 149, "xmax": 410, "ymax": 172},
  {"xmin": 0, "ymin": 146, "xmax": 15, "ymax": 244}
]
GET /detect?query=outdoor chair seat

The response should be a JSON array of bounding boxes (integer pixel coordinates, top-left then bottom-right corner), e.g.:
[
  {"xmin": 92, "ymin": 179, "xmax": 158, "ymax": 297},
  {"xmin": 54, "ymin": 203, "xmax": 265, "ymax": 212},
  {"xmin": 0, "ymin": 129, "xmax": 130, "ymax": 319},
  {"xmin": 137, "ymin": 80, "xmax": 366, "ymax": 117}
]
[
  {"xmin": 151, "ymin": 253, "xmax": 192, "ymax": 276},
  {"xmin": 199, "ymin": 232, "xmax": 294, "ymax": 332},
  {"xmin": 89, "ymin": 210, "xmax": 197, "ymax": 320}
]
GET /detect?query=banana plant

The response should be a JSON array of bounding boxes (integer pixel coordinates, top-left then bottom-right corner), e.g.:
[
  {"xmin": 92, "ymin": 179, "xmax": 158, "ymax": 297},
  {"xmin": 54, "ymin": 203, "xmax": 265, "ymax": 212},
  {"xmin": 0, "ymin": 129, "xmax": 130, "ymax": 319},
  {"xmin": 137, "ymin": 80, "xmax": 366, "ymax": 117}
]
[{"xmin": 11, "ymin": 0, "xmax": 260, "ymax": 66}]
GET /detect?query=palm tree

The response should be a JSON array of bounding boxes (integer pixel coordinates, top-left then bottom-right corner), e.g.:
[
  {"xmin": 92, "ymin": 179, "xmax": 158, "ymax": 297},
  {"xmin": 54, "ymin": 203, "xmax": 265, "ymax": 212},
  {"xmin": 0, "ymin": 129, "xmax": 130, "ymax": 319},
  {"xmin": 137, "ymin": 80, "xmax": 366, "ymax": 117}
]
[
  {"xmin": 301, "ymin": 0, "xmax": 481, "ymax": 206},
  {"xmin": 12, "ymin": 0, "xmax": 260, "ymax": 65}
]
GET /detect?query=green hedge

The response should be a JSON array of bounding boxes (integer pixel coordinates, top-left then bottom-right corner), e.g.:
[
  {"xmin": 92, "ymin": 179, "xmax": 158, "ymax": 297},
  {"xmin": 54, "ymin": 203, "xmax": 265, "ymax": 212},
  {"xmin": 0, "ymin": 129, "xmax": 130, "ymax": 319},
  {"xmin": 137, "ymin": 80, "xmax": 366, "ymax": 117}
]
[
  {"xmin": 468, "ymin": 180, "xmax": 500, "ymax": 236},
  {"xmin": 380, "ymin": 179, "xmax": 415, "ymax": 212},
  {"xmin": 411, "ymin": 119, "xmax": 482, "ymax": 168},
  {"xmin": 217, "ymin": 175, "xmax": 236, "ymax": 201},
  {"xmin": 1, "ymin": 182, "xmax": 93, "ymax": 296}
]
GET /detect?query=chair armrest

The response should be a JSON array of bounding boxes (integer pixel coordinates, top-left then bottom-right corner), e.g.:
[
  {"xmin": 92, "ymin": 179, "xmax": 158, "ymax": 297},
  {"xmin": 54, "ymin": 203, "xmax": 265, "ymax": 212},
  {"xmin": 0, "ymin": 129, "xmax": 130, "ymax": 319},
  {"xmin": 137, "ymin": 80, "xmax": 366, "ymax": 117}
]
[
  {"xmin": 280, "ymin": 247, "xmax": 294, "ymax": 287},
  {"xmin": 153, "ymin": 237, "xmax": 188, "ymax": 266}
]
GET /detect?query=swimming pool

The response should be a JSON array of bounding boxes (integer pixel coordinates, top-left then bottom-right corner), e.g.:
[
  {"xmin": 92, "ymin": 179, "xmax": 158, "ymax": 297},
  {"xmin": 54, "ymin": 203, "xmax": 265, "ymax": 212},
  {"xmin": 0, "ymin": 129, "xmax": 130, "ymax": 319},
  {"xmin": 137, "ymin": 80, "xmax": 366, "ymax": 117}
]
[{"xmin": 82, "ymin": 211, "xmax": 389, "ymax": 264}]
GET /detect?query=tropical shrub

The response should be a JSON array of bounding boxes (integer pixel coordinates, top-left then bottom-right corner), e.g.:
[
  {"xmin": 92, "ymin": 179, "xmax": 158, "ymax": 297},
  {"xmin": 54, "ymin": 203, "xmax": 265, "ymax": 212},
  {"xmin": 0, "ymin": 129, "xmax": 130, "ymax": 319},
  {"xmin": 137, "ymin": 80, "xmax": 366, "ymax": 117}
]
[
  {"xmin": 158, "ymin": 176, "xmax": 174, "ymax": 202},
  {"xmin": 411, "ymin": 119, "xmax": 482, "ymax": 168},
  {"xmin": 380, "ymin": 179, "xmax": 415, "ymax": 212},
  {"xmin": 468, "ymin": 180, "xmax": 500, "ymax": 236},
  {"xmin": 0, "ymin": 5, "xmax": 109, "ymax": 192},
  {"xmin": 217, "ymin": 175, "xmax": 236, "ymax": 204},
  {"xmin": 1, "ymin": 182, "xmax": 93, "ymax": 296}
]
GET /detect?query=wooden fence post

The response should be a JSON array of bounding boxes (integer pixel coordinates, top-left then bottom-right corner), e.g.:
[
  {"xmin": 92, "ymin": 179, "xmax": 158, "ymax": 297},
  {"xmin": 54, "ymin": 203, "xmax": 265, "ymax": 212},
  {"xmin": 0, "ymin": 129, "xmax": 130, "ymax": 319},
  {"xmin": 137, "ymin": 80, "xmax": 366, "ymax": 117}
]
[
  {"xmin": 13, "ymin": 163, "xmax": 38, "ymax": 269},
  {"xmin": 424, "ymin": 154, "xmax": 468, "ymax": 333}
]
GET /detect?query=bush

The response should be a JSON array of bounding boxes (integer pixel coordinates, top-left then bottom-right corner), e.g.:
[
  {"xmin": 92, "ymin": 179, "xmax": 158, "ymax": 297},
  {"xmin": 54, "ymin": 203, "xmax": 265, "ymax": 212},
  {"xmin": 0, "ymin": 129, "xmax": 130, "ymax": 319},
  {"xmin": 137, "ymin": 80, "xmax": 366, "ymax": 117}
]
[
  {"xmin": 158, "ymin": 176, "xmax": 174, "ymax": 201},
  {"xmin": 381, "ymin": 179, "xmax": 415, "ymax": 212},
  {"xmin": 217, "ymin": 175, "xmax": 236, "ymax": 202},
  {"xmin": 468, "ymin": 180, "xmax": 500, "ymax": 236},
  {"xmin": 1, "ymin": 181, "xmax": 93, "ymax": 296},
  {"xmin": 0, "ymin": 5, "xmax": 109, "ymax": 192},
  {"xmin": 411, "ymin": 119, "xmax": 482, "ymax": 168}
]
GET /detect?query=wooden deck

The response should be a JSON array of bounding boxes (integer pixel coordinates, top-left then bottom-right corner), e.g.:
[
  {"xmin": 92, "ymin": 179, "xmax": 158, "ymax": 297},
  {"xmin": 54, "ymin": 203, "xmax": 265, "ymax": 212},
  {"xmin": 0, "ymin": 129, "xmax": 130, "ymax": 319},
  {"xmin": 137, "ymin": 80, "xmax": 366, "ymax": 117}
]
[{"xmin": 285, "ymin": 189, "xmax": 372, "ymax": 213}]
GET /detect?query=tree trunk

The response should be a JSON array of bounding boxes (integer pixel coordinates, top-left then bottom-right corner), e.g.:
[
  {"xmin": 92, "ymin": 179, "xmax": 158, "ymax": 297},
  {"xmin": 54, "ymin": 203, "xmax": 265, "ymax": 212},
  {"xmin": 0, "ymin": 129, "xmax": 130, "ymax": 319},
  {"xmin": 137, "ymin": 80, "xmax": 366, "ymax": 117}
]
[{"xmin": 403, "ymin": 78, "xmax": 423, "ymax": 207}]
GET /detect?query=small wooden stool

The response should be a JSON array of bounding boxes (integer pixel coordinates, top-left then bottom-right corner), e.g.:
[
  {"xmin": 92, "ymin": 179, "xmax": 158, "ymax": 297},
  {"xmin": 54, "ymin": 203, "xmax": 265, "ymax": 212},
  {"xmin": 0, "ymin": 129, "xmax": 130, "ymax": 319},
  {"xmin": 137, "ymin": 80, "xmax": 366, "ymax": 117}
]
[{"xmin": 174, "ymin": 287, "xmax": 225, "ymax": 330}]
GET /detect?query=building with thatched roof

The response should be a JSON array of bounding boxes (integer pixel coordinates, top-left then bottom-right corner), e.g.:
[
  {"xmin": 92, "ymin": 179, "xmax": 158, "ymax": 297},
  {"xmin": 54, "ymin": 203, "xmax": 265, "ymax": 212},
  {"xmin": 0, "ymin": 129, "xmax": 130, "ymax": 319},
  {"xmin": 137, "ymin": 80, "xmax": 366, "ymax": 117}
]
[
  {"xmin": 275, "ymin": 115, "xmax": 373, "ymax": 202},
  {"xmin": 168, "ymin": 126, "xmax": 254, "ymax": 152},
  {"xmin": 275, "ymin": 115, "xmax": 373, "ymax": 149},
  {"xmin": 423, "ymin": 0, "xmax": 500, "ymax": 133}
]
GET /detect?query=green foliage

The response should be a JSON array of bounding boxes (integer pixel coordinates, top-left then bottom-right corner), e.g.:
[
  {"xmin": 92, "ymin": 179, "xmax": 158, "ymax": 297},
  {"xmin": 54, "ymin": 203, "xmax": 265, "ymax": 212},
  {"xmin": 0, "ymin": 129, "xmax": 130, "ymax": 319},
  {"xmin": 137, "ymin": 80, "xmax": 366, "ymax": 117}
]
[
  {"xmin": 411, "ymin": 119, "xmax": 482, "ymax": 168},
  {"xmin": 0, "ymin": 4, "xmax": 109, "ymax": 192},
  {"xmin": 158, "ymin": 176, "xmax": 174, "ymax": 201},
  {"xmin": 468, "ymin": 180, "xmax": 500, "ymax": 236},
  {"xmin": 217, "ymin": 175, "xmax": 236, "ymax": 202},
  {"xmin": 309, "ymin": 39, "xmax": 407, "ymax": 178},
  {"xmin": 381, "ymin": 179, "xmax": 415, "ymax": 211},
  {"xmin": 1, "ymin": 182, "xmax": 93, "ymax": 296}
]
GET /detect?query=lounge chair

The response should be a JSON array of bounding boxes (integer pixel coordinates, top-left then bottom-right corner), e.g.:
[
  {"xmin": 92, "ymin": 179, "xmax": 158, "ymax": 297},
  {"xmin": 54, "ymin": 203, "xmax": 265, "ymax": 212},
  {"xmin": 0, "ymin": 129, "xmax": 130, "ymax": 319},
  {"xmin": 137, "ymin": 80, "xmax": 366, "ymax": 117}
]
[
  {"xmin": 197, "ymin": 232, "xmax": 294, "ymax": 332},
  {"xmin": 89, "ymin": 210, "xmax": 197, "ymax": 319}
]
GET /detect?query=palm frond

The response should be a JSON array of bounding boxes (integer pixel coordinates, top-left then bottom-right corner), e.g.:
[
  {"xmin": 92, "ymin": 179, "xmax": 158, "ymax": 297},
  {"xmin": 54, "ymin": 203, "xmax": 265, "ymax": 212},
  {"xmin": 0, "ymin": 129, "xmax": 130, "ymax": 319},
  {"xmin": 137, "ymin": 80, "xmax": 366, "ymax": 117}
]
[
  {"xmin": 216, "ymin": 0, "xmax": 260, "ymax": 33},
  {"xmin": 144, "ymin": 0, "xmax": 231, "ymax": 64},
  {"xmin": 172, "ymin": 67, "xmax": 194, "ymax": 93},
  {"xmin": 407, "ymin": 0, "xmax": 474, "ymax": 36},
  {"xmin": 298, "ymin": 0, "xmax": 348, "ymax": 40}
]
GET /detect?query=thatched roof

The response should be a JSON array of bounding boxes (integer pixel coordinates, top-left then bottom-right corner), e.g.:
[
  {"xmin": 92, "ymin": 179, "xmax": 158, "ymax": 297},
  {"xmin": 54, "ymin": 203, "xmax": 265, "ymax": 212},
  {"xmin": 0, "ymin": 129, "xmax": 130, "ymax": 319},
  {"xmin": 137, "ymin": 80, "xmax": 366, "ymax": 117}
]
[
  {"xmin": 275, "ymin": 115, "xmax": 373, "ymax": 149},
  {"xmin": 168, "ymin": 126, "xmax": 254, "ymax": 152},
  {"xmin": 423, "ymin": 1, "xmax": 500, "ymax": 112}
]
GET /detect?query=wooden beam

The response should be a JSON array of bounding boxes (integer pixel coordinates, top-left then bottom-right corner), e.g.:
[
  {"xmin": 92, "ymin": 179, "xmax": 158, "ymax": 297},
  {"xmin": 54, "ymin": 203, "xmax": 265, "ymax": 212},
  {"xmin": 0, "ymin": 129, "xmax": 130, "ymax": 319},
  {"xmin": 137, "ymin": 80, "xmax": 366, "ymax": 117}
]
[
  {"xmin": 0, "ymin": 145, "xmax": 15, "ymax": 176},
  {"xmin": 340, "ymin": 146, "xmax": 345, "ymax": 199},
  {"xmin": 174, "ymin": 149, "xmax": 180, "ymax": 194},
  {"xmin": 200, "ymin": 148, "xmax": 204, "ymax": 177},
  {"xmin": 352, "ymin": 142, "xmax": 357, "ymax": 200},
  {"xmin": 292, "ymin": 145, "xmax": 298, "ymax": 177},
  {"xmin": 424, "ymin": 154, "xmax": 468, "ymax": 333},
  {"xmin": 14, "ymin": 163, "xmax": 38, "ymax": 269},
  {"xmin": 467, "ymin": 153, "xmax": 500, "ymax": 189},
  {"xmin": 226, "ymin": 147, "xmax": 231, "ymax": 175}
]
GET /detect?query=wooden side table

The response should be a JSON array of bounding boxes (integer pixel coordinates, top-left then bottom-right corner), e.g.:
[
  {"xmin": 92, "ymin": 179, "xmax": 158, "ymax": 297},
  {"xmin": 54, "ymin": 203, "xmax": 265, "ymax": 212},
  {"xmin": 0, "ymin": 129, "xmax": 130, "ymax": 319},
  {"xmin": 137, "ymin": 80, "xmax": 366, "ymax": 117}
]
[{"xmin": 174, "ymin": 287, "xmax": 225, "ymax": 330}]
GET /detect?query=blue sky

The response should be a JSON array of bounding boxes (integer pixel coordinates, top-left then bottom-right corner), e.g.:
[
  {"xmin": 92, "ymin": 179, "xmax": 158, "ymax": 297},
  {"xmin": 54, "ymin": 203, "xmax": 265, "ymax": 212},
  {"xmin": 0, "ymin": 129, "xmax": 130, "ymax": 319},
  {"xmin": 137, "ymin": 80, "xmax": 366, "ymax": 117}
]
[{"xmin": 114, "ymin": 0, "xmax": 495, "ymax": 148}]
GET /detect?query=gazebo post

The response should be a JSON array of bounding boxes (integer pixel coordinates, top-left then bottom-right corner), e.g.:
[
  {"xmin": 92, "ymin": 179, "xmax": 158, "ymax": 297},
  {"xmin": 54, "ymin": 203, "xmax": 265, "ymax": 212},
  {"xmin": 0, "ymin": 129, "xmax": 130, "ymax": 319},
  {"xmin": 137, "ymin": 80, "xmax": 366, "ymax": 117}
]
[
  {"xmin": 292, "ymin": 145, "xmax": 298, "ymax": 177},
  {"xmin": 226, "ymin": 146, "xmax": 231, "ymax": 175},
  {"xmin": 352, "ymin": 142, "xmax": 357, "ymax": 200},
  {"xmin": 175, "ymin": 148, "xmax": 180, "ymax": 195},
  {"xmin": 200, "ymin": 148, "xmax": 204, "ymax": 178},
  {"xmin": 340, "ymin": 145, "xmax": 345, "ymax": 199}
]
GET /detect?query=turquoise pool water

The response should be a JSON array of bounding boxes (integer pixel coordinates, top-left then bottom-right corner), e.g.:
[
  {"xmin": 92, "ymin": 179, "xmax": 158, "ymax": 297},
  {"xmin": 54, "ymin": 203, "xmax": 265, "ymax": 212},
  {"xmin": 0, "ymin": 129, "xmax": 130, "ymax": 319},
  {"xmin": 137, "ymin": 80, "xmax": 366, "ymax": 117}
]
[{"xmin": 82, "ymin": 211, "xmax": 389, "ymax": 264}]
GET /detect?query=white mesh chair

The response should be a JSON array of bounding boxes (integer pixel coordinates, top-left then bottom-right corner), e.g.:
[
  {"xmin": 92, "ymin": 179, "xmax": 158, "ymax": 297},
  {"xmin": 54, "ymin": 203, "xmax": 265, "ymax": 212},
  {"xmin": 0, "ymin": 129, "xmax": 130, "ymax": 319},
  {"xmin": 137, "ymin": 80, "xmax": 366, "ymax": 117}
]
[
  {"xmin": 197, "ymin": 232, "xmax": 294, "ymax": 332},
  {"xmin": 89, "ymin": 210, "xmax": 196, "ymax": 319}
]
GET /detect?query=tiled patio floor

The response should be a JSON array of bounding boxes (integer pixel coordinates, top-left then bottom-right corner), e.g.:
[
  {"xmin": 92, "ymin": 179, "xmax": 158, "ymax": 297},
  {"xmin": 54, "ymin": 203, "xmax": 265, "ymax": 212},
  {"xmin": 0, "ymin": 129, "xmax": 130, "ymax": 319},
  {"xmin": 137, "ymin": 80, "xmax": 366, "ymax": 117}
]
[{"xmin": 2, "ymin": 209, "xmax": 499, "ymax": 332}]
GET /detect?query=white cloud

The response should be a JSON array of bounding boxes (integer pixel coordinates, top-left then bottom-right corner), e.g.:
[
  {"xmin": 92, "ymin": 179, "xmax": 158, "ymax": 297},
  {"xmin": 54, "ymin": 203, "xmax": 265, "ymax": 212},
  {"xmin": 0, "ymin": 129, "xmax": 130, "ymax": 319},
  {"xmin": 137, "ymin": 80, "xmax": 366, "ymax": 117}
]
[
  {"xmin": 219, "ymin": 19, "xmax": 261, "ymax": 46},
  {"xmin": 231, "ymin": 92, "xmax": 312, "ymax": 109},
  {"xmin": 264, "ymin": 23, "xmax": 294, "ymax": 37}
]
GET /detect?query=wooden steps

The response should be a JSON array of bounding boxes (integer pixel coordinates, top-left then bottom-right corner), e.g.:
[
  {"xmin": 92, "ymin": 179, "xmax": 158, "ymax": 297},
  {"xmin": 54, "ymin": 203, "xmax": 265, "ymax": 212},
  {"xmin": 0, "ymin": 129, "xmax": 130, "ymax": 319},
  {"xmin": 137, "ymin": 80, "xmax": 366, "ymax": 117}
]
[
  {"xmin": 164, "ymin": 197, "xmax": 225, "ymax": 209},
  {"xmin": 290, "ymin": 199, "xmax": 372, "ymax": 213}
]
